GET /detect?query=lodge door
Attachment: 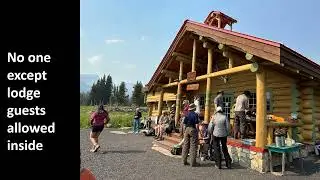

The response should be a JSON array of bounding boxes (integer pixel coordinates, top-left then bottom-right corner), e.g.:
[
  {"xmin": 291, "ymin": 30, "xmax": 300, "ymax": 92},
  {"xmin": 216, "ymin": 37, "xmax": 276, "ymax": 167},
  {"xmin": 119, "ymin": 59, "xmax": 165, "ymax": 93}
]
[{"xmin": 223, "ymin": 94, "xmax": 233, "ymax": 120}]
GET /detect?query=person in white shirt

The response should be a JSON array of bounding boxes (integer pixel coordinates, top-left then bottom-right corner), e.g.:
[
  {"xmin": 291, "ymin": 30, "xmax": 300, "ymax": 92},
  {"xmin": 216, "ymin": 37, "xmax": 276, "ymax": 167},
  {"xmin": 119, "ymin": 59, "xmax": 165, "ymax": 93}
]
[
  {"xmin": 194, "ymin": 95, "xmax": 200, "ymax": 115},
  {"xmin": 234, "ymin": 90, "xmax": 251, "ymax": 139}
]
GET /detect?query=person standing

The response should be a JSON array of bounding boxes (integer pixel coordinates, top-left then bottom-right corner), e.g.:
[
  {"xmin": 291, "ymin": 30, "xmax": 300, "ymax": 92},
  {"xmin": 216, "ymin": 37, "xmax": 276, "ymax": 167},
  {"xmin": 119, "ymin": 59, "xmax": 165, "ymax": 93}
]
[
  {"xmin": 209, "ymin": 90, "xmax": 224, "ymax": 137},
  {"xmin": 89, "ymin": 105, "xmax": 110, "ymax": 152},
  {"xmin": 234, "ymin": 90, "xmax": 251, "ymax": 139},
  {"xmin": 182, "ymin": 103, "xmax": 200, "ymax": 167},
  {"xmin": 211, "ymin": 106, "xmax": 232, "ymax": 169},
  {"xmin": 214, "ymin": 90, "xmax": 224, "ymax": 110},
  {"xmin": 182, "ymin": 100, "xmax": 190, "ymax": 117},
  {"xmin": 133, "ymin": 107, "xmax": 142, "ymax": 134}
]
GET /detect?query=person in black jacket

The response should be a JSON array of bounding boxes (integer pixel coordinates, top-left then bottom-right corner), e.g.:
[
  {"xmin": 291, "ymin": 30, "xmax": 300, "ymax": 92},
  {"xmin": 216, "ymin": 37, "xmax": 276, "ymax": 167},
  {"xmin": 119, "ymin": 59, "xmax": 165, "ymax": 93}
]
[{"xmin": 133, "ymin": 108, "xmax": 142, "ymax": 134}]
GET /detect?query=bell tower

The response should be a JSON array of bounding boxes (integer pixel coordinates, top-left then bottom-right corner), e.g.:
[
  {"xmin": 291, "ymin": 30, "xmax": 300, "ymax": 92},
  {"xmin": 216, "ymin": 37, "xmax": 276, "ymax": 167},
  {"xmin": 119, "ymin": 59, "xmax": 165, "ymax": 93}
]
[{"xmin": 204, "ymin": 11, "xmax": 237, "ymax": 31}]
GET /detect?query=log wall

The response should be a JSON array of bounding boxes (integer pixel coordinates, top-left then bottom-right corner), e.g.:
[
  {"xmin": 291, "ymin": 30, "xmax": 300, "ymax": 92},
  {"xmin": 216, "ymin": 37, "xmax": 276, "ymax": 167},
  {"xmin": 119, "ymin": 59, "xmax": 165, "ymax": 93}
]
[{"xmin": 298, "ymin": 83, "xmax": 320, "ymax": 144}]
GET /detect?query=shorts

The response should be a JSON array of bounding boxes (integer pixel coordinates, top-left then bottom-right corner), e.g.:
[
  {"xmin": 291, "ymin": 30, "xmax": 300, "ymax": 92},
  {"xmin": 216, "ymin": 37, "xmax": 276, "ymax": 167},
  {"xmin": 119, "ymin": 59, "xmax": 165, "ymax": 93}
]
[{"xmin": 92, "ymin": 125, "xmax": 104, "ymax": 133}]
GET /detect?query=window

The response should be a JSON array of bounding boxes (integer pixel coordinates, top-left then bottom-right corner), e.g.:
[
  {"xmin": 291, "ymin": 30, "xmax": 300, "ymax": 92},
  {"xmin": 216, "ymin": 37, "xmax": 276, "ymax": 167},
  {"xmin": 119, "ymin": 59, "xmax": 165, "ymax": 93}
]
[
  {"xmin": 249, "ymin": 91, "xmax": 272, "ymax": 112},
  {"xmin": 249, "ymin": 92, "xmax": 256, "ymax": 109},
  {"xmin": 223, "ymin": 95, "xmax": 233, "ymax": 119}
]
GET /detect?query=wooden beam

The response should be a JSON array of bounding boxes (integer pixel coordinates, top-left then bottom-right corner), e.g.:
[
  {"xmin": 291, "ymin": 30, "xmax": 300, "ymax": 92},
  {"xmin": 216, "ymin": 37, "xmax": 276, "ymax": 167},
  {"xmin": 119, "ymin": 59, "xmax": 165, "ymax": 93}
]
[
  {"xmin": 162, "ymin": 82, "xmax": 179, "ymax": 88},
  {"xmin": 157, "ymin": 89, "xmax": 164, "ymax": 119},
  {"xmin": 199, "ymin": 35, "xmax": 206, "ymax": 42},
  {"xmin": 179, "ymin": 61, "xmax": 184, "ymax": 81},
  {"xmin": 175, "ymin": 83, "xmax": 182, "ymax": 126},
  {"xmin": 175, "ymin": 60, "xmax": 184, "ymax": 126},
  {"xmin": 255, "ymin": 66, "xmax": 267, "ymax": 148},
  {"xmin": 204, "ymin": 48, "xmax": 213, "ymax": 123},
  {"xmin": 218, "ymin": 43, "xmax": 225, "ymax": 50},
  {"xmin": 162, "ymin": 64, "xmax": 254, "ymax": 88},
  {"xmin": 192, "ymin": 39, "xmax": 197, "ymax": 72},
  {"xmin": 203, "ymin": 41, "xmax": 214, "ymax": 49},
  {"xmin": 250, "ymin": 62, "xmax": 259, "ymax": 72},
  {"xmin": 245, "ymin": 53, "xmax": 256, "ymax": 62}
]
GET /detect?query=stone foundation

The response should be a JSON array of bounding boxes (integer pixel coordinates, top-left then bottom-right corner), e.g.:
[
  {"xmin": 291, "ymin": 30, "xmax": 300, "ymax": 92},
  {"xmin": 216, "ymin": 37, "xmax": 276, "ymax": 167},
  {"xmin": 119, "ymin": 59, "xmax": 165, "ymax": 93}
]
[{"xmin": 227, "ymin": 138, "xmax": 312, "ymax": 173}]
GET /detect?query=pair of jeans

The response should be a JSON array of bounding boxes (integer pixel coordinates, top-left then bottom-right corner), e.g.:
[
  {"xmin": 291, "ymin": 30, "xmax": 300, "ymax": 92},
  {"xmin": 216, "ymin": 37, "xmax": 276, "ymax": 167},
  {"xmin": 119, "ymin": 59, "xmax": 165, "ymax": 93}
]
[
  {"xmin": 133, "ymin": 119, "xmax": 140, "ymax": 133},
  {"xmin": 212, "ymin": 136, "xmax": 232, "ymax": 168}
]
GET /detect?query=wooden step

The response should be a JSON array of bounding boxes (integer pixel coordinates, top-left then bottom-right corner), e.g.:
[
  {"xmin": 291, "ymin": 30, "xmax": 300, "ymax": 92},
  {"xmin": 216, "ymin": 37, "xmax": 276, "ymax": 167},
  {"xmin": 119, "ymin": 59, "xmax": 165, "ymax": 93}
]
[{"xmin": 169, "ymin": 132, "xmax": 182, "ymax": 139}]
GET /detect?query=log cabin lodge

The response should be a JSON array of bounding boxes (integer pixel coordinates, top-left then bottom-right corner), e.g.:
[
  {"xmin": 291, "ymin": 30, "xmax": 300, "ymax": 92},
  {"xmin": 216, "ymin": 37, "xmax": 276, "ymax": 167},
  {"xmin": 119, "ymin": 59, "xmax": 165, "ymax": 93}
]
[{"xmin": 144, "ymin": 11, "xmax": 320, "ymax": 172}]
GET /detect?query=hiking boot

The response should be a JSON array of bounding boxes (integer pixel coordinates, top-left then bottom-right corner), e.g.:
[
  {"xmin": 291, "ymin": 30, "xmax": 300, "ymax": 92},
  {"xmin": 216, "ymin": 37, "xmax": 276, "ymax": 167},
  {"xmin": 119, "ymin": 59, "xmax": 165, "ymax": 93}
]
[
  {"xmin": 215, "ymin": 165, "xmax": 221, "ymax": 169},
  {"xmin": 183, "ymin": 162, "xmax": 190, "ymax": 166}
]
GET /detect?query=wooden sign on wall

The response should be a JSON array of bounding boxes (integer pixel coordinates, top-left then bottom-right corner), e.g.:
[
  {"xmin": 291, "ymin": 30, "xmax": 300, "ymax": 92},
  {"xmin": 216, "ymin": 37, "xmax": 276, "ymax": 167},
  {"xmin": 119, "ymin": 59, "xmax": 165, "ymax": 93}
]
[
  {"xmin": 186, "ymin": 83, "xmax": 199, "ymax": 91},
  {"xmin": 187, "ymin": 71, "xmax": 196, "ymax": 82}
]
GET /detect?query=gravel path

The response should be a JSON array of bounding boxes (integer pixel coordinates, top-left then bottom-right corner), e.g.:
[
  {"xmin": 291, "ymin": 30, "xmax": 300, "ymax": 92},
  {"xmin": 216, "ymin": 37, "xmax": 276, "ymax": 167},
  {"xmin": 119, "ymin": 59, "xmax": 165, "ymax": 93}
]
[{"xmin": 80, "ymin": 129, "xmax": 320, "ymax": 180}]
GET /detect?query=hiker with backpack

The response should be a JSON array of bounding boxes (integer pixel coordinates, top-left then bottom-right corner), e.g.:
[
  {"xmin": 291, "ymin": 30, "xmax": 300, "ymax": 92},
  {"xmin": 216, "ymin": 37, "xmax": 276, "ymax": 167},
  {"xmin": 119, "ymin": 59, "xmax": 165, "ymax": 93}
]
[{"xmin": 89, "ymin": 105, "xmax": 110, "ymax": 152}]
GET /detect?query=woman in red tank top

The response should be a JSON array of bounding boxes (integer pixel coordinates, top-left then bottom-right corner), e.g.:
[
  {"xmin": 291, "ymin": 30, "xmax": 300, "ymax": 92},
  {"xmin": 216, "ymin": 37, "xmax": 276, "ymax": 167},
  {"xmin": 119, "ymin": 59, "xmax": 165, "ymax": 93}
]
[{"xmin": 89, "ymin": 105, "xmax": 109, "ymax": 152}]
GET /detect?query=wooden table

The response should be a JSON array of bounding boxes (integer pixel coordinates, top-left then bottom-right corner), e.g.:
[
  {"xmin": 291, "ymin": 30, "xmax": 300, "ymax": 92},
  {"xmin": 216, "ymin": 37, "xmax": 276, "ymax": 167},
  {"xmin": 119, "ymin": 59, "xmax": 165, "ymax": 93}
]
[{"xmin": 266, "ymin": 143, "xmax": 304, "ymax": 176}]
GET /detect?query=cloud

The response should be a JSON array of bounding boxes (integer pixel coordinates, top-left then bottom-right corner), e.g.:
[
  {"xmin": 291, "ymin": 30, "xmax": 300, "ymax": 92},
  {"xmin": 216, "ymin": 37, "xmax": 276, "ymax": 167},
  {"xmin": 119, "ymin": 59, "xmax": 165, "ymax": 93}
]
[
  {"xmin": 88, "ymin": 55, "xmax": 102, "ymax": 65},
  {"xmin": 124, "ymin": 63, "xmax": 136, "ymax": 69},
  {"xmin": 105, "ymin": 39, "xmax": 124, "ymax": 44}
]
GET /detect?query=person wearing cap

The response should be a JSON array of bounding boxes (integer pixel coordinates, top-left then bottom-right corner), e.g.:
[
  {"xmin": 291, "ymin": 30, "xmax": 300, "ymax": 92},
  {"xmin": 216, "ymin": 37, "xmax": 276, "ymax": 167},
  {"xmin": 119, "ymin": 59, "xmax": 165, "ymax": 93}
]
[
  {"xmin": 182, "ymin": 103, "xmax": 200, "ymax": 167},
  {"xmin": 89, "ymin": 105, "xmax": 110, "ymax": 152},
  {"xmin": 214, "ymin": 90, "xmax": 224, "ymax": 110},
  {"xmin": 234, "ymin": 90, "xmax": 251, "ymax": 139},
  {"xmin": 133, "ymin": 107, "xmax": 142, "ymax": 134},
  {"xmin": 211, "ymin": 106, "xmax": 232, "ymax": 169}
]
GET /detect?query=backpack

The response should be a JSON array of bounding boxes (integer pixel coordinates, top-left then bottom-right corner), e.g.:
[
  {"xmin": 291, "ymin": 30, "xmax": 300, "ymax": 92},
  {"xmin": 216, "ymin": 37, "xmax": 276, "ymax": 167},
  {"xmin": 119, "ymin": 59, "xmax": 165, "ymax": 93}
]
[{"xmin": 171, "ymin": 144, "xmax": 182, "ymax": 155}]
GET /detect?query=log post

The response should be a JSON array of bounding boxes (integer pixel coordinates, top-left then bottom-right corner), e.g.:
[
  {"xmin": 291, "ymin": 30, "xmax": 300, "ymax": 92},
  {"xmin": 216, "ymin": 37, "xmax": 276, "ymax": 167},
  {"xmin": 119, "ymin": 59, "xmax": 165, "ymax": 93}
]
[
  {"xmin": 229, "ymin": 57, "xmax": 234, "ymax": 69},
  {"xmin": 157, "ymin": 89, "xmax": 164, "ymax": 120},
  {"xmin": 192, "ymin": 39, "xmax": 197, "ymax": 72},
  {"xmin": 204, "ymin": 48, "xmax": 213, "ymax": 123},
  {"xmin": 148, "ymin": 103, "xmax": 153, "ymax": 117},
  {"xmin": 169, "ymin": 77, "xmax": 172, "ymax": 84},
  {"xmin": 255, "ymin": 66, "xmax": 267, "ymax": 148},
  {"xmin": 175, "ymin": 61, "xmax": 184, "ymax": 126}
]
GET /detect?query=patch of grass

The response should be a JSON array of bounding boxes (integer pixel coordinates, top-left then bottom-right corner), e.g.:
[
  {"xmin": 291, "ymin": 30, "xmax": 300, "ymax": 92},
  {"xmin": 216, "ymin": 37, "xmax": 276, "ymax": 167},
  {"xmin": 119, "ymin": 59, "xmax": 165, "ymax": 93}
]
[{"xmin": 80, "ymin": 106, "xmax": 147, "ymax": 129}]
